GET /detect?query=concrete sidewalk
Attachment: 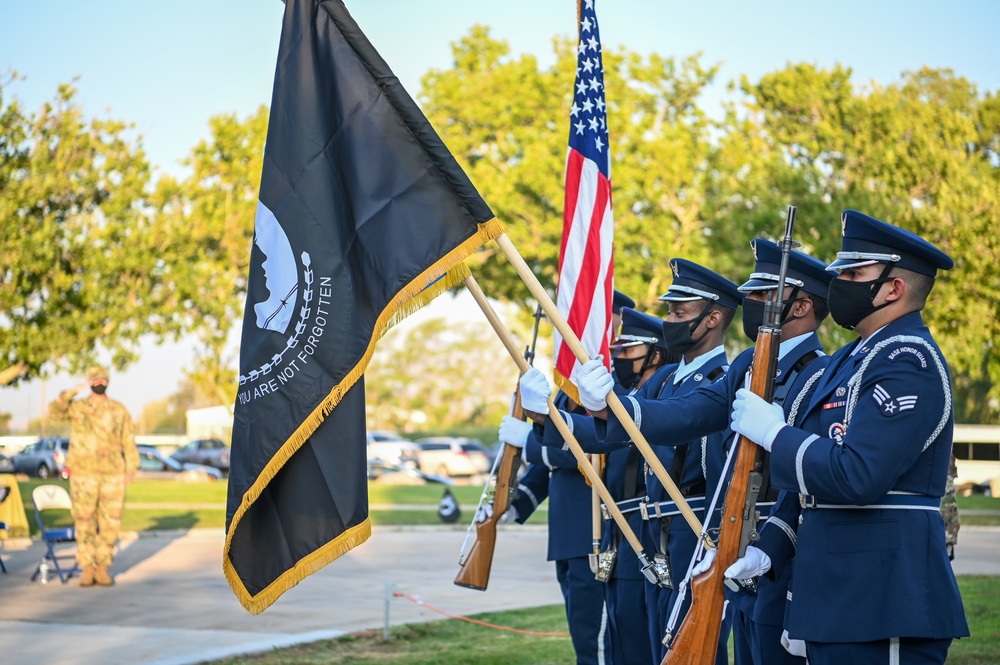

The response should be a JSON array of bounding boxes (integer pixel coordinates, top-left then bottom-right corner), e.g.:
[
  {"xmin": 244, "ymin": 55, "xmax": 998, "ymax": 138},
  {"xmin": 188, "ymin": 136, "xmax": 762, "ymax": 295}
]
[
  {"xmin": 0, "ymin": 524, "xmax": 997, "ymax": 665},
  {"xmin": 0, "ymin": 525, "xmax": 561, "ymax": 665}
]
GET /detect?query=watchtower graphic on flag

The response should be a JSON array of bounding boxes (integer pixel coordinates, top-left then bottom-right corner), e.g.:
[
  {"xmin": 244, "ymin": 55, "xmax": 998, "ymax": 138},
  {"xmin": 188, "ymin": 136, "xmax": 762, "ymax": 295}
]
[{"xmin": 553, "ymin": 0, "xmax": 614, "ymax": 401}]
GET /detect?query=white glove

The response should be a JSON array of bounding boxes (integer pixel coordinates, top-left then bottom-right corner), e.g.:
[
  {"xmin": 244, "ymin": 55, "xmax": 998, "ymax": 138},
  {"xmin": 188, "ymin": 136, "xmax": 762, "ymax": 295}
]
[
  {"xmin": 781, "ymin": 630, "xmax": 807, "ymax": 658},
  {"xmin": 577, "ymin": 356, "xmax": 614, "ymax": 412},
  {"xmin": 475, "ymin": 500, "xmax": 517, "ymax": 524},
  {"xmin": 498, "ymin": 415, "xmax": 533, "ymax": 448},
  {"xmin": 731, "ymin": 388, "xmax": 786, "ymax": 451},
  {"xmin": 519, "ymin": 367, "xmax": 551, "ymax": 414},
  {"xmin": 691, "ymin": 548, "xmax": 716, "ymax": 576},
  {"xmin": 724, "ymin": 545, "xmax": 772, "ymax": 580}
]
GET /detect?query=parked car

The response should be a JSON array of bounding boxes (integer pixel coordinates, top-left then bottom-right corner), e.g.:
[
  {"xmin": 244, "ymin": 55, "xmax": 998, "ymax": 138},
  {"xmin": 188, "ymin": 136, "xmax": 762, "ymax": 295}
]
[
  {"xmin": 367, "ymin": 459, "xmax": 452, "ymax": 486},
  {"xmin": 366, "ymin": 430, "xmax": 421, "ymax": 469},
  {"xmin": 0, "ymin": 452, "xmax": 14, "ymax": 474},
  {"xmin": 170, "ymin": 438, "xmax": 231, "ymax": 472},
  {"xmin": 135, "ymin": 445, "xmax": 222, "ymax": 481},
  {"xmin": 10, "ymin": 437, "xmax": 70, "ymax": 479},
  {"xmin": 414, "ymin": 437, "xmax": 492, "ymax": 477}
]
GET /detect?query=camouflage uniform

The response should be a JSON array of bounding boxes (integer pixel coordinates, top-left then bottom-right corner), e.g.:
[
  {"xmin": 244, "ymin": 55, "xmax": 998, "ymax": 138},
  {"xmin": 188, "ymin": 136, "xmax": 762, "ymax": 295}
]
[
  {"xmin": 940, "ymin": 452, "xmax": 960, "ymax": 560},
  {"xmin": 49, "ymin": 370, "xmax": 139, "ymax": 569}
]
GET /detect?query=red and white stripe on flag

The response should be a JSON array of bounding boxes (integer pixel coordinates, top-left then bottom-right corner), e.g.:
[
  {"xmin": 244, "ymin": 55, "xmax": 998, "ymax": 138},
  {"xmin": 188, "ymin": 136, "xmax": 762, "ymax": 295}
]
[{"xmin": 553, "ymin": 0, "xmax": 613, "ymax": 402}]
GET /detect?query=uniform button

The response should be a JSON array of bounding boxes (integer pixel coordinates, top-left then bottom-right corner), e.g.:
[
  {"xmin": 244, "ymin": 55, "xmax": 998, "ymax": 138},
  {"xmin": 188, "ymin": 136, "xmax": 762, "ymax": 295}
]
[{"xmin": 799, "ymin": 514, "xmax": 805, "ymax": 525}]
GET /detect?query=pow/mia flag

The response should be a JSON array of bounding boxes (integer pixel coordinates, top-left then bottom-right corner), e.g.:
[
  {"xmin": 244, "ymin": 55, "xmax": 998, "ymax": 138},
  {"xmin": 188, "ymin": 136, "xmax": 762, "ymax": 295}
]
[
  {"xmin": 224, "ymin": 0, "xmax": 502, "ymax": 614},
  {"xmin": 437, "ymin": 488, "xmax": 461, "ymax": 524}
]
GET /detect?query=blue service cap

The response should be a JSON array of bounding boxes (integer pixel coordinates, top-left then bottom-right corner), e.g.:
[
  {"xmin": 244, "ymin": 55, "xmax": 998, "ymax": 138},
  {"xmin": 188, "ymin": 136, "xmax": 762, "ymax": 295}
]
[
  {"xmin": 826, "ymin": 210, "xmax": 953, "ymax": 276},
  {"xmin": 740, "ymin": 238, "xmax": 834, "ymax": 299},
  {"xmin": 611, "ymin": 307, "xmax": 668, "ymax": 350},
  {"xmin": 612, "ymin": 290, "xmax": 635, "ymax": 314},
  {"xmin": 659, "ymin": 258, "xmax": 742, "ymax": 310}
]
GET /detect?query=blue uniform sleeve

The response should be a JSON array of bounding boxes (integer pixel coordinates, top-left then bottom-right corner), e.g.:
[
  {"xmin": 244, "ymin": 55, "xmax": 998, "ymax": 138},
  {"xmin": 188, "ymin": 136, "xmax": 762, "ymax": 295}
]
[
  {"xmin": 770, "ymin": 341, "xmax": 951, "ymax": 503},
  {"xmin": 541, "ymin": 410, "xmax": 629, "ymax": 454},
  {"xmin": 601, "ymin": 370, "xmax": 736, "ymax": 447},
  {"xmin": 511, "ymin": 462, "xmax": 549, "ymax": 523},
  {"xmin": 525, "ymin": 430, "xmax": 583, "ymax": 470},
  {"xmin": 754, "ymin": 490, "xmax": 800, "ymax": 579}
]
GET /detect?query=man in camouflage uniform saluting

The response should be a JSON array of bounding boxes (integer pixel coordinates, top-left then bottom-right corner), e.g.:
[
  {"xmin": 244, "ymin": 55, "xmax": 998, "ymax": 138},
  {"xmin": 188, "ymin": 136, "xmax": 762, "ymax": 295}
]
[
  {"xmin": 941, "ymin": 452, "xmax": 960, "ymax": 560},
  {"xmin": 49, "ymin": 366, "xmax": 139, "ymax": 586}
]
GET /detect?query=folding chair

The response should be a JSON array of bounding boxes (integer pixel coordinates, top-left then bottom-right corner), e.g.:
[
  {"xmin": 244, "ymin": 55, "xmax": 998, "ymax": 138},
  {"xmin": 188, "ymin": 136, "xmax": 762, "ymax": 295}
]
[
  {"xmin": 31, "ymin": 484, "xmax": 80, "ymax": 583},
  {"xmin": 0, "ymin": 517, "xmax": 7, "ymax": 573}
]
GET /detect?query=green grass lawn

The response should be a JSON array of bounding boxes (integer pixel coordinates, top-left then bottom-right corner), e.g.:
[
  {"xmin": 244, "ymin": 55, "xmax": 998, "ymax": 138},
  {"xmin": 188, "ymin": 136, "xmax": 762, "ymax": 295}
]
[
  {"xmin": 10, "ymin": 477, "xmax": 999, "ymax": 663},
  {"xmin": 199, "ymin": 577, "xmax": 1000, "ymax": 664},
  {"xmin": 203, "ymin": 604, "xmax": 575, "ymax": 665}
]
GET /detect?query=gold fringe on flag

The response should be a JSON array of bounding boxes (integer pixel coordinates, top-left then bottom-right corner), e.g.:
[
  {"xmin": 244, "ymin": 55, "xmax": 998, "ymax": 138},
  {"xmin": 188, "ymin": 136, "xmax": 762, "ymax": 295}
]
[{"xmin": 224, "ymin": 217, "xmax": 505, "ymax": 614}]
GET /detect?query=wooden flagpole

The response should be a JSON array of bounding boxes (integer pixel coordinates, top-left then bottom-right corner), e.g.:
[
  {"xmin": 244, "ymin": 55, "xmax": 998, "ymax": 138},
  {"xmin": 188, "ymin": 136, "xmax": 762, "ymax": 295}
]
[
  {"xmin": 493, "ymin": 233, "xmax": 705, "ymax": 538},
  {"xmin": 463, "ymin": 274, "xmax": 650, "ymax": 558}
]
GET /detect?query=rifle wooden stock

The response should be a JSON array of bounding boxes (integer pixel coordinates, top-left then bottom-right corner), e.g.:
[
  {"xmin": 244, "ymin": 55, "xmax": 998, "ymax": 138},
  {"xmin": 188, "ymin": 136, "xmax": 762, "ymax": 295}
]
[
  {"xmin": 494, "ymin": 234, "xmax": 704, "ymax": 538},
  {"xmin": 662, "ymin": 329, "xmax": 780, "ymax": 665},
  {"xmin": 463, "ymin": 273, "xmax": 650, "ymax": 563},
  {"xmin": 454, "ymin": 419, "xmax": 522, "ymax": 590}
]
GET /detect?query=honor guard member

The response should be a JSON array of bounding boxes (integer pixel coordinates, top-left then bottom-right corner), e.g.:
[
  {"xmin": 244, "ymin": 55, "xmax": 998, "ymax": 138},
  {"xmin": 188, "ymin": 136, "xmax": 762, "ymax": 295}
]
[
  {"xmin": 492, "ymin": 290, "xmax": 641, "ymax": 665},
  {"xmin": 498, "ymin": 388, "xmax": 617, "ymax": 662},
  {"xmin": 611, "ymin": 290, "xmax": 635, "ymax": 342},
  {"xmin": 49, "ymin": 366, "xmax": 139, "ymax": 586},
  {"xmin": 578, "ymin": 259, "xmax": 741, "ymax": 665},
  {"xmin": 729, "ymin": 211, "xmax": 970, "ymax": 665},
  {"xmin": 673, "ymin": 239, "xmax": 835, "ymax": 664},
  {"xmin": 538, "ymin": 308, "xmax": 674, "ymax": 665}
]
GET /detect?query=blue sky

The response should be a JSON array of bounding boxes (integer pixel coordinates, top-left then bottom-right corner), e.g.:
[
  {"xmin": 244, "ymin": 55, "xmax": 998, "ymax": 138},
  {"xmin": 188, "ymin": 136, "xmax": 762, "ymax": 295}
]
[{"xmin": 2, "ymin": 0, "xmax": 999, "ymax": 428}]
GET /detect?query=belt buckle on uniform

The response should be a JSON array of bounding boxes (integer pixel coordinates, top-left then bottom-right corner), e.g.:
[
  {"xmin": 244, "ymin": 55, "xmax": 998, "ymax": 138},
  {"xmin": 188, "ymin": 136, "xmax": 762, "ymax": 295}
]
[
  {"xmin": 639, "ymin": 501, "xmax": 650, "ymax": 520},
  {"xmin": 799, "ymin": 494, "xmax": 817, "ymax": 509}
]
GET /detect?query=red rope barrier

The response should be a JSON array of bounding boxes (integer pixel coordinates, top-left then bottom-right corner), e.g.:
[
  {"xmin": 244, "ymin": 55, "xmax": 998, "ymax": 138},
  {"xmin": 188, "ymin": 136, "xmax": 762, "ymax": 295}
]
[{"xmin": 393, "ymin": 592, "xmax": 570, "ymax": 637}]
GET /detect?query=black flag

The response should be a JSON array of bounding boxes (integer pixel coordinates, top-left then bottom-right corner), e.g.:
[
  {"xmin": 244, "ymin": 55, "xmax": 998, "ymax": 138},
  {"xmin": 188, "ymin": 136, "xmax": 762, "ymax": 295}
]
[
  {"xmin": 224, "ymin": 0, "xmax": 502, "ymax": 614},
  {"xmin": 437, "ymin": 487, "xmax": 462, "ymax": 524}
]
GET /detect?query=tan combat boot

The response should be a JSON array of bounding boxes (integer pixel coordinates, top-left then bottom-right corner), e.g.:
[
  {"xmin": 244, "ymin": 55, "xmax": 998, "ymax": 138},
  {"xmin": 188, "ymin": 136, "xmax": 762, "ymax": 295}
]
[
  {"xmin": 94, "ymin": 563, "xmax": 114, "ymax": 586},
  {"xmin": 79, "ymin": 564, "xmax": 95, "ymax": 587}
]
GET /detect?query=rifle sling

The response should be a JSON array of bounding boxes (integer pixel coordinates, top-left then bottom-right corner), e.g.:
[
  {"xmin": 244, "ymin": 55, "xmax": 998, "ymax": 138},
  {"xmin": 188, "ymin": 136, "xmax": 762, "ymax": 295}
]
[{"xmin": 757, "ymin": 350, "xmax": 821, "ymax": 503}]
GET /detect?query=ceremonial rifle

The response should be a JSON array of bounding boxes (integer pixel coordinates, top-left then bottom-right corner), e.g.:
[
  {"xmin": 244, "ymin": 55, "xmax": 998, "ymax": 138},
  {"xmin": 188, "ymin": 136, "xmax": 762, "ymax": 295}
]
[
  {"xmin": 463, "ymin": 274, "xmax": 671, "ymax": 590},
  {"xmin": 662, "ymin": 206, "xmax": 797, "ymax": 665},
  {"xmin": 454, "ymin": 303, "xmax": 543, "ymax": 590}
]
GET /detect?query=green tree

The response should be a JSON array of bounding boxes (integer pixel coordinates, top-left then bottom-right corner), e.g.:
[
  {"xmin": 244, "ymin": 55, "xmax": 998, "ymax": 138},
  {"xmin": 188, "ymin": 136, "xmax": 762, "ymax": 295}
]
[
  {"xmin": 0, "ymin": 79, "xmax": 178, "ymax": 386},
  {"xmin": 148, "ymin": 107, "xmax": 269, "ymax": 408},
  {"xmin": 136, "ymin": 377, "xmax": 217, "ymax": 434},
  {"xmin": 735, "ymin": 64, "xmax": 1000, "ymax": 421},
  {"xmin": 418, "ymin": 27, "xmax": 721, "ymax": 312},
  {"xmin": 365, "ymin": 314, "xmax": 530, "ymax": 433}
]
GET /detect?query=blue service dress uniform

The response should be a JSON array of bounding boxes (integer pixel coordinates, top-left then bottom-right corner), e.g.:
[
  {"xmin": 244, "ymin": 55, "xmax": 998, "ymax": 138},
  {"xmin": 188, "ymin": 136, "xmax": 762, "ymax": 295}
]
[
  {"xmin": 764, "ymin": 312, "xmax": 970, "ymax": 664},
  {"xmin": 595, "ymin": 349, "xmax": 732, "ymax": 665},
  {"xmin": 512, "ymin": 391, "xmax": 612, "ymax": 665},
  {"xmin": 543, "ymin": 385, "xmax": 653, "ymax": 665},
  {"xmin": 656, "ymin": 332, "xmax": 828, "ymax": 665}
]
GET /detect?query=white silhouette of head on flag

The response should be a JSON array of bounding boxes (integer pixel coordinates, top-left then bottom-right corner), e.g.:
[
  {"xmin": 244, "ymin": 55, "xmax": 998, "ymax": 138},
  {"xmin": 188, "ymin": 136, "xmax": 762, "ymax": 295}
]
[{"xmin": 252, "ymin": 200, "xmax": 298, "ymax": 334}]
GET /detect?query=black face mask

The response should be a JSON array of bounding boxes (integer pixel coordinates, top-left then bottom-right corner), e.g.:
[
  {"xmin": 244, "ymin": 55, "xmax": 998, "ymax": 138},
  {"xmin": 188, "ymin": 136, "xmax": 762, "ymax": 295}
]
[
  {"xmin": 91, "ymin": 384, "xmax": 107, "ymax": 395},
  {"xmin": 828, "ymin": 277, "xmax": 893, "ymax": 330},
  {"xmin": 662, "ymin": 305, "xmax": 711, "ymax": 354},
  {"xmin": 741, "ymin": 289, "xmax": 802, "ymax": 342},
  {"xmin": 612, "ymin": 348, "xmax": 656, "ymax": 390}
]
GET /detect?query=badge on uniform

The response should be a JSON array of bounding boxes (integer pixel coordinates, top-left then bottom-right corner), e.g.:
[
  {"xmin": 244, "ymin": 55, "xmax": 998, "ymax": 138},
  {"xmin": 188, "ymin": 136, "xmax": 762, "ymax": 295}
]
[
  {"xmin": 872, "ymin": 384, "xmax": 917, "ymax": 417},
  {"xmin": 829, "ymin": 422, "xmax": 846, "ymax": 443}
]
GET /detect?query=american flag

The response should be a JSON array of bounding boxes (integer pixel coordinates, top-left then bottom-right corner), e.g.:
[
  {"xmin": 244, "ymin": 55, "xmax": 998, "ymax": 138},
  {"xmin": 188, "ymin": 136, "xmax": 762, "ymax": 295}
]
[{"xmin": 554, "ymin": 0, "xmax": 613, "ymax": 400}]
